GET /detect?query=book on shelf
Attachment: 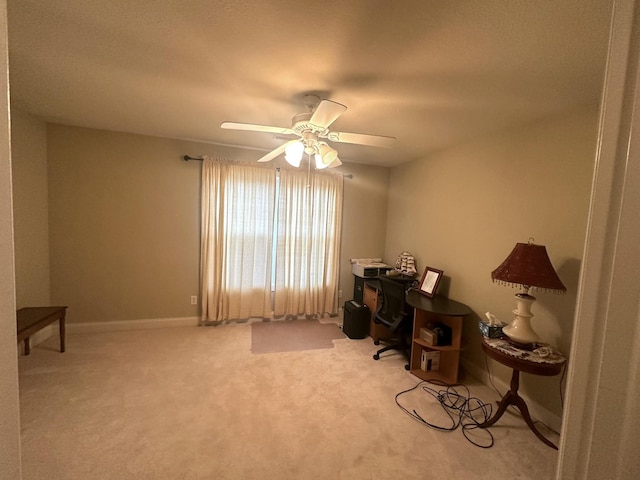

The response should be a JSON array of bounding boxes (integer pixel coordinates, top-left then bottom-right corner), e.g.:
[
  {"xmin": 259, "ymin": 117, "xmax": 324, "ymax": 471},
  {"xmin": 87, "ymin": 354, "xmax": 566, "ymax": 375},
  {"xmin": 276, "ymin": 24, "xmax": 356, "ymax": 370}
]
[{"xmin": 420, "ymin": 349, "xmax": 440, "ymax": 371}]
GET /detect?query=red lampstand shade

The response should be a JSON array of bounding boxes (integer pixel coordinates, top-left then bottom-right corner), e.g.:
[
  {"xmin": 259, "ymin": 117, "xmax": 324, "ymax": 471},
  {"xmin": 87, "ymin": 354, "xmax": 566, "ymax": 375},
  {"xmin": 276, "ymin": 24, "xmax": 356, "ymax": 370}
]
[
  {"xmin": 491, "ymin": 241, "xmax": 565, "ymax": 348},
  {"xmin": 491, "ymin": 242, "xmax": 566, "ymax": 293}
]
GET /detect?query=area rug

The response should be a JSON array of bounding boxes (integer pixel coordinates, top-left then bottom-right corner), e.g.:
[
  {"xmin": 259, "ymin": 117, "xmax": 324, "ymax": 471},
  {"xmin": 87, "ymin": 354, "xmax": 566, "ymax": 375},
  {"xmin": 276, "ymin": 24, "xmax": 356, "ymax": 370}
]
[{"xmin": 251, "ymin": 319, "xmax": 345, "ymax": 354}]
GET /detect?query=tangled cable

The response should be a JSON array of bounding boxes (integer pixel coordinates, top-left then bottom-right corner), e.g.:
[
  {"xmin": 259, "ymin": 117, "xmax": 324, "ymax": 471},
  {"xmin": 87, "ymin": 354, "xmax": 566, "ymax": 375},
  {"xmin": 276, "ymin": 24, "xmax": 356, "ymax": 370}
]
[{"xmin": 395, "ymin": 380, "xmax": 495, "ymax": 448}]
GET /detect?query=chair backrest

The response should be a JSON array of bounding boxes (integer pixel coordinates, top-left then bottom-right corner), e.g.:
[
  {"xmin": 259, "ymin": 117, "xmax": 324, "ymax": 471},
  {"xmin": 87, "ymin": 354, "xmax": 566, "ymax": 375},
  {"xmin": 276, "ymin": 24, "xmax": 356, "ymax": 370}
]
[{"xmin": 375, "ymin": 275, "xmax": 414, "ymax": 330}]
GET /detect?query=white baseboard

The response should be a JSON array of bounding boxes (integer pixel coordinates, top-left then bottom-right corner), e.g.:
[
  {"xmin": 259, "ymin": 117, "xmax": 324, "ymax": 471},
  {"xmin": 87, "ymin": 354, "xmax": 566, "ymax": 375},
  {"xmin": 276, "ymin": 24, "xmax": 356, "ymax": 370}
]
[
  {"xmin": 67, "ymin": 316, "xmax": 200, "ymax": 334},
  {"xmin": 462, "ymin": 357, "xmax": 563, "ymax": 433}
]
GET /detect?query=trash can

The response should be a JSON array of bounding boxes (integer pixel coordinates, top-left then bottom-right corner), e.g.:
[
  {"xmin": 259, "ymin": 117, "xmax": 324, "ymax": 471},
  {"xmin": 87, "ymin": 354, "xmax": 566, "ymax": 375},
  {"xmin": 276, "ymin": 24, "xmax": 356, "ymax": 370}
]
[{"xmin": 343, "ymin": 300, "xmax": 370, "ymax": 339}]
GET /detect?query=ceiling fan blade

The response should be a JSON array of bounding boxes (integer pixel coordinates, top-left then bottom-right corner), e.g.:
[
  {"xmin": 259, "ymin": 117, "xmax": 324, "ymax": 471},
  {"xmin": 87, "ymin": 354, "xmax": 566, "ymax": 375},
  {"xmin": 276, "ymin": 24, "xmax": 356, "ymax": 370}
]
[
  {"xmin": 309, "ymin": 100, "xmax": 347, "ymax": 130},
  {"xmin": 327, "ymin": 131, "xmax": 396, "ymax": 148},
  {"xmin": 221, "ymin": 121, "xmax": 295, "ymax": 136},
  {"xmin": 256, "ymin": 139, "xmax": 299, "ymax": 163}
]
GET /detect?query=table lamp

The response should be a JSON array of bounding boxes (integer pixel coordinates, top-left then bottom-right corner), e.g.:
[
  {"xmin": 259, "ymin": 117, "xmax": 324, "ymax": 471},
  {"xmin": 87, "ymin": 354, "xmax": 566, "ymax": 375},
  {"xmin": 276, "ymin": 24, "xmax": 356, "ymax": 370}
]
[{"xmin": 491, "ymin": 239, "xmax": 566, "ymax": 348}]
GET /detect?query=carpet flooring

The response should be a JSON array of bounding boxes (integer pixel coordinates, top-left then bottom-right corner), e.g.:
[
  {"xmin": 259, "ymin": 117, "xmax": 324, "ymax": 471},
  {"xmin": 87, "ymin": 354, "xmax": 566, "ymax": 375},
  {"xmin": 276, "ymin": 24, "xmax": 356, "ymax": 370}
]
[
  {"xmin": 251, "ymin": 318, "xmax": 345, "ymax": 354},
  {"xmin": 17, "ymin": 320, "xmax": 560, "ymax": 479}
]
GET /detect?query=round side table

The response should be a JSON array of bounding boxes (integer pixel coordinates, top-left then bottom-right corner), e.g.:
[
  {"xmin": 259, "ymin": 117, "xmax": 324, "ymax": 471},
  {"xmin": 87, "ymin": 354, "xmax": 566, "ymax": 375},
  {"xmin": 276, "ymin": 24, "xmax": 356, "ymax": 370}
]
[{"xmin": 478, "ymin": 337, "xmax": 566, "ymax": 449}]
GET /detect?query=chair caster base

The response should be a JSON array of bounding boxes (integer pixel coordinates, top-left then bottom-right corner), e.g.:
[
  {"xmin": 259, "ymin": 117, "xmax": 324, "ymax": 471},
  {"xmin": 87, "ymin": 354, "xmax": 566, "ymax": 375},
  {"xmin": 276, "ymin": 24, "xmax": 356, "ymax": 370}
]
[
  {"xmin": 374, "ymin": 340, "xmax": 380, "ymax": 346},
  {"xmin": 373, "ymin": 353, "xmax": 380, "ymax": 360},
  {"xmin": 404, "ymin": 364, "xmax": 410, "ymax": 371}
]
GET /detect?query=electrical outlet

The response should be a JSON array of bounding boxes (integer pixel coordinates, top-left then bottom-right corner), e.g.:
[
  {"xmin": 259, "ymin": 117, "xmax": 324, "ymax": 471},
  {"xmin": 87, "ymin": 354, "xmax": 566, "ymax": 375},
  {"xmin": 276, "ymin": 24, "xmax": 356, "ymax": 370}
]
[{"xmin": 190, "ymin": 296, "xmax": 198, "ymax": 305}]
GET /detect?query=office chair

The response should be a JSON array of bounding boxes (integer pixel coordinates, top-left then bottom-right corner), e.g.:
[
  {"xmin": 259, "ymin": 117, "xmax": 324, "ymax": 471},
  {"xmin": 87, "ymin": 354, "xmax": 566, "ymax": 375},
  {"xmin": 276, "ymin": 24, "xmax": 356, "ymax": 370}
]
[{"xmin": 372, "ymin": 275, "xmax": 414, "ymax": 369}]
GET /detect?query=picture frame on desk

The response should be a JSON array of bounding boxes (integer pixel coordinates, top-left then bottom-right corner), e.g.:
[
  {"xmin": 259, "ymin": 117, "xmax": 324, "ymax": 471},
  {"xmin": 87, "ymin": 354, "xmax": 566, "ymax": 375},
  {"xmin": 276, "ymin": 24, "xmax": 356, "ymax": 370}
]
[{"xmin": 418, "ymin": 267, "xmax": 443, "ymax": 298}]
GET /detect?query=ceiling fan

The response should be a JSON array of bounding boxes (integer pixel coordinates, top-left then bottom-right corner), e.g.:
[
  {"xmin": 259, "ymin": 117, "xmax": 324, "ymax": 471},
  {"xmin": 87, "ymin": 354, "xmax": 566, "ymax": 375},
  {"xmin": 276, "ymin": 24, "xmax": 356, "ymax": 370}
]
[{"xmin": 221, "ymin": 94, "xmax": 396, "ymax": 169}]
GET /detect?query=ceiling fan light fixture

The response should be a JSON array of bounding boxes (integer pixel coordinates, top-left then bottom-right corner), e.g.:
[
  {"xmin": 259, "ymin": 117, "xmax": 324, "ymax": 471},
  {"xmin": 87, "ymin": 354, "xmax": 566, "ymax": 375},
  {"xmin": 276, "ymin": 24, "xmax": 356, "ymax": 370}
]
[
  {"xmin": 314, "ymin": 153, "xmax": 328, "ymax": 169},
  {"xmin": 285, "ymin": 153, "xmax": 302, "ymax": 167},
  {"xmin": 318, "ymin": 143, "xmax": 338, "ymax": 166},
  {"xmin": 285, "ymin": 141, "xmax": 304, "ymax": 167},
  {"xmin": 328, "ymin": 157, "xmax": 342, "ymax": 168}
]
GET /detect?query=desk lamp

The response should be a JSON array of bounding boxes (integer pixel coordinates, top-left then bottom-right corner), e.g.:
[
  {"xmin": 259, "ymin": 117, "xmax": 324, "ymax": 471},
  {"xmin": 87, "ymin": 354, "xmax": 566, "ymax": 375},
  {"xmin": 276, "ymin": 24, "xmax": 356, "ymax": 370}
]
[{"xmin": 491, "ymin": 239, "xmax": 566, "ymax": 348}]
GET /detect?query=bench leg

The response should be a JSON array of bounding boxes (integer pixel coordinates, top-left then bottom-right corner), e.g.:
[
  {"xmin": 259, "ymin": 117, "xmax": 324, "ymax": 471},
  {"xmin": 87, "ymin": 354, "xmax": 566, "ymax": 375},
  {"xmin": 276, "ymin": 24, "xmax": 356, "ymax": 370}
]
[{"xmin": 59, "ymin": 317, "xmax": 66, "ymax": 353}]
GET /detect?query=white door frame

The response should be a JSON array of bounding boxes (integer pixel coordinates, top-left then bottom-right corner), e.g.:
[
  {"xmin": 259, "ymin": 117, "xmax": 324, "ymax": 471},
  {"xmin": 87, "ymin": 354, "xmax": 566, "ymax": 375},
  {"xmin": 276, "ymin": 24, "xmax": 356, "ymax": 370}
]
[{"xmin": 558, "ymin": 0, "xmax": 640, "ymax": 478}]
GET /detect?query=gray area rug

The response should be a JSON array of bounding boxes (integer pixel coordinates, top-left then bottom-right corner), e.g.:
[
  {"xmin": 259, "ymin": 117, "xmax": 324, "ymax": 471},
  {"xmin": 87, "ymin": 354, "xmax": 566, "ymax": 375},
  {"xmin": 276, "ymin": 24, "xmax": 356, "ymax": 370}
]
[{"xmin": 251, "ymin": 319, "xmax": 345, "ymax": 354}]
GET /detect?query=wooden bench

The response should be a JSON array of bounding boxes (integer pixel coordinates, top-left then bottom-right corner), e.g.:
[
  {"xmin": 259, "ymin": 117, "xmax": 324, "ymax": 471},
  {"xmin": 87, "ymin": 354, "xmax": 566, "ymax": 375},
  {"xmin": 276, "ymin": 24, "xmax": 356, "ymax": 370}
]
[{"xmin": 17, "ymin": 306, "xmax": 68, "ymax": 355}]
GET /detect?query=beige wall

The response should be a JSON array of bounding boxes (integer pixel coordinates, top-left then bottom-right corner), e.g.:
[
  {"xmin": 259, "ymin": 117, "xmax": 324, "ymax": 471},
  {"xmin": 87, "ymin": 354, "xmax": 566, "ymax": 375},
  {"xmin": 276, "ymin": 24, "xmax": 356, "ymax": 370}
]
[
  {"xmin": 336, "ymin": 162, "xmax": 390, "ymax": 304},
  {"xmin": 11, "ymin": 109, "xmax": 50, "ymax": 307},
  {"xmin": 385, "ymin": 105, "xmax": 599, "ymax": 417},
  {"xmin": 46, "ymin": 125, "xmax": 389, "ymax": 323}
]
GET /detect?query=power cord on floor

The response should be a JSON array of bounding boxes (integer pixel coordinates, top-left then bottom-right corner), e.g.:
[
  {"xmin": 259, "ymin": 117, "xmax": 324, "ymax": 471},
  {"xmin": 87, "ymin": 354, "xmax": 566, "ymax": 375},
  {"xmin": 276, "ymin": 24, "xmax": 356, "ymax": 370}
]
[{"xmin": 395, "ymin": 380, "xmax": 495, "ymax": 448}]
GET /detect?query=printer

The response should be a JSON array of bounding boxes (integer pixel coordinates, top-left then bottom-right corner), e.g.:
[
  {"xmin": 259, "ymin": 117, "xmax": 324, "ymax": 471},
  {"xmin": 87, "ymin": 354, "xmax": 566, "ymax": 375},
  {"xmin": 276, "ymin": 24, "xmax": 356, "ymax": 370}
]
[
  {"xmin": 350, "ymin": 258, "xmax": 392, "ymax": 278},
  {"xmin": 350, "ymin": 258, "xmax": 392, "ymax": 304}
]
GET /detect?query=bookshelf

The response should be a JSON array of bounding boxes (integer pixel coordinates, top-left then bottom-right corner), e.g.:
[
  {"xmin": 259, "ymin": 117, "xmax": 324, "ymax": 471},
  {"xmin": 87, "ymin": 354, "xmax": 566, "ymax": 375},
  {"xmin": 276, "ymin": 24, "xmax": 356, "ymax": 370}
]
[{"xmin": 405, "ymin": 290, "xmax": 472, "ymax": 384}]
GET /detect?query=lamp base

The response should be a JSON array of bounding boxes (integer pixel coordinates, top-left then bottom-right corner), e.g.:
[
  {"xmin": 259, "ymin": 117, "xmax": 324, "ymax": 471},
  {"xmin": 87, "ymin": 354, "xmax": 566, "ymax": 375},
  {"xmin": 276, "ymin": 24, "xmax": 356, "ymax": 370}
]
[
  {"xmin": 504, "ymin": 336, "xmax": 535, "ymax": 351},
  {"xmin": 502, "ymin": 292, "xmax": 539, "ymax": 349}
]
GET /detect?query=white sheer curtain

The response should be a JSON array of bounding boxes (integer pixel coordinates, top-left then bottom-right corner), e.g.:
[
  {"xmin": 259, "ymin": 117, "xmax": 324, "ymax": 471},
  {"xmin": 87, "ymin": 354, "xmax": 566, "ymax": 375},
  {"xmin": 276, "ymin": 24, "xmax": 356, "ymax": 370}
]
[
  {"xmin": 200, "ymin": 158, "xmax": 275, "ymax": 323},
  {"xmin": 273, "ymin": 169, "xmax": 343, "ymax": 318}
]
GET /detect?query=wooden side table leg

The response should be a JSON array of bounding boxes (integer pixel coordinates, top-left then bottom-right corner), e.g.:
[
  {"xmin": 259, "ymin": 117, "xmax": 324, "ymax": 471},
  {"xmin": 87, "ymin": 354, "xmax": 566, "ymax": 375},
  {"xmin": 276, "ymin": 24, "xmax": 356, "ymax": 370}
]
[
  {"xmin": 59, "ymin": 316, "xmax": 66, "ymax": 353},
  {"xmin": 481, "ymin": 368, "xmax": 558, "ymax": 450},
  {"xmin": 512, "ymin": 395, "xmax": 558, "ymax": 450},
  {"xmin": 479, "ymin": 369, "xmax": 520, "ymax": 428},
  {"xmin": 24, "ymin": 338, "xmax": 30, "ymax": 356}
]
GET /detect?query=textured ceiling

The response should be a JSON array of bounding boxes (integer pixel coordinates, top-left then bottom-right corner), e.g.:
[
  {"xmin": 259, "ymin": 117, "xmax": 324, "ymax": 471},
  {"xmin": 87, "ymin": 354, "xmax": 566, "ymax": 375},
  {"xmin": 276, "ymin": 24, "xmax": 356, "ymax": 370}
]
[{"xmin": 7, "ymin": 0, "xmax": 612, "ymax": 167}]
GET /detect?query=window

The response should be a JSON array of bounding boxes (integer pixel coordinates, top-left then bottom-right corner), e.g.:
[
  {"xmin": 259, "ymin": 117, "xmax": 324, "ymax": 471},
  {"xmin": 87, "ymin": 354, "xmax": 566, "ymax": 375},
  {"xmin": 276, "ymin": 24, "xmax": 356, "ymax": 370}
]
[{"xmin": 200, "ymin": 159, "xmax": 343, "ymax": 323}]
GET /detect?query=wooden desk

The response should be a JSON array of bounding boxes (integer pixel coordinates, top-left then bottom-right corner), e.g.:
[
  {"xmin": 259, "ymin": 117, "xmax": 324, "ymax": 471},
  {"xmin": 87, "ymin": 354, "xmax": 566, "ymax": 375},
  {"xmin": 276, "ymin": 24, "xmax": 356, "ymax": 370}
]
[
  {"xmin": 478, "ymin": 337, "xmax": 566, "ymax": 449},
  {"xmin": 364, "ymin": 277, "xmax": 416, "ymax": 341},
  {"xmin": 362, "ymin": 279, "xmax": 385, "ymax": 340},
  {"xmin": 17, "ymin": 306, "xmax": 67, "ymax": 355}
]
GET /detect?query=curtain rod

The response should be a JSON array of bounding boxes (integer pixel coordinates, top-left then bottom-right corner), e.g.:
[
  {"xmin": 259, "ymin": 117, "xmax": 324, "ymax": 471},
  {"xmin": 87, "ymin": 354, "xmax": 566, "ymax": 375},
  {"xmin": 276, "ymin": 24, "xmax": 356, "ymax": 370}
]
[{"xmin": 183, "ymin": 155, "xmax": 353, "ymax": 178}]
